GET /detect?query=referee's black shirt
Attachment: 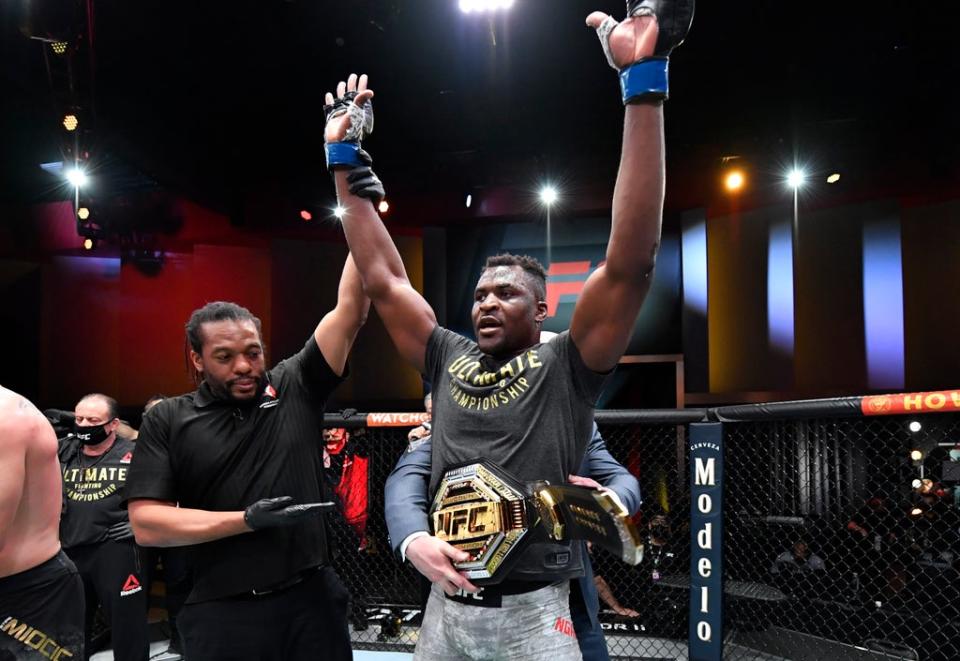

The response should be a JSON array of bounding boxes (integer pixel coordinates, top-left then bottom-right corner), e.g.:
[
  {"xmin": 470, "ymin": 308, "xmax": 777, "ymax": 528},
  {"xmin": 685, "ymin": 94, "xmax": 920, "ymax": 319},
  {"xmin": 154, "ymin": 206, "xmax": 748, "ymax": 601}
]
[{"xmin": 126, "ymin": 336, "xmax": 343, "ymax": 603}]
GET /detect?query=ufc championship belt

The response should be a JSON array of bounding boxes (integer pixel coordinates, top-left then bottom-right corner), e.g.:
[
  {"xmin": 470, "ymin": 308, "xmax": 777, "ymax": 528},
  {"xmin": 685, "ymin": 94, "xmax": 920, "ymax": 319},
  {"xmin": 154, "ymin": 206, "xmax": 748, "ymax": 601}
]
[{"xmin": 431, "ymin": 460, "xmax": 644, "ymax": 585}]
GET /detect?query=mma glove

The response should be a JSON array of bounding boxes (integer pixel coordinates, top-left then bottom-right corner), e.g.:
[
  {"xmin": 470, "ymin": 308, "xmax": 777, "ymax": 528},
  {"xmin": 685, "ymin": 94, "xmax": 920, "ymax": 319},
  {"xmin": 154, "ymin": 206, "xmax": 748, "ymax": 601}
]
[
  {"xmin": 106, "ymin": 521, "xmax": 134, "ymax": 542},
  {"xmin": 324, "ymin": 91, "xmax": 375, "ymax": 170},
  {"xmin": 593, "ymin": 0, "xmax": 695, "ymax": 104},
  {"xmin": 243, "ymin": 496, "xmax": 332, "ymax": 531}
]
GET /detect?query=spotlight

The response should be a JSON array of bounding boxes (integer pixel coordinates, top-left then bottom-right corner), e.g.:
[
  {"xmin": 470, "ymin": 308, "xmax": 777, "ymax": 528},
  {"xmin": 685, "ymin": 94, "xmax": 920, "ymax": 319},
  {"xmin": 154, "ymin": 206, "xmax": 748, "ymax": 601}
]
[
  {"xmin": 82, "ymin": 238, "xmax": 94, "ymax": 250},
  {"xmin": 63, "ymin": 114, "xmax": 78, "ymax": 132},
  {"xmin": 77, "ymin": 207, "xmax": 90, "ymax": 221},
  {"xmin": 459, "ymin": 0, "xmax": 514, "ymax": 13},
  {"xmin": 908, "ymin": 420, "xmax": 922, "ymax": 433},
  {"xmin": 910, "ymin": 449, "xmax": 923, "ymax": 462},
  {"xmin": 539, "ymin": 185, "xmax": 558, "ymax": 207},
  {"xmin": 465, "ymin": 194, "xmax": 473, "ymax": 208},
  {"xmin": 912, "ymin": 479, "xmax": 922, "ymax": 489},
  {"xmin": 827, "ymin": 173, "xmax": 841, "ymax": 184},
  {"xmin": 724, "ymin": 170, "xmax": 745, "ymax": 193},
  {"xmin": 786, "ymin": 169, "xmax": 806, "ymax": 189},
  {"xmin": 65, "ymin": 168, "xmax": 88, "ymax": 188},
  {"xmin": 378, "ymin": 200, "xmax": 390, "ymax": 214},
  {"xmin": 910, "ymin": 507, "xmax": 923, "ymax": 517},
  {"xmin": 333, "ymin": 206, "xmax": 345, "ymax": 220},
  {"xmin": 299, "ymin": 210, "xmax": 312, "ymax": 221},
  {"xmin": 50, "ymin": 41, "xmax": 68, "ymax": 55}
]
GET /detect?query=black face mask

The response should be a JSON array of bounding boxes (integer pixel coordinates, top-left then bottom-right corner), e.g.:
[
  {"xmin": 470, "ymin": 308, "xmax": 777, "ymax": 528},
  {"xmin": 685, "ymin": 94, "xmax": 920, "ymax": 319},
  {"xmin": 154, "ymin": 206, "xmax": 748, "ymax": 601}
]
[{"xmin": 73, "ymin": 421, "xmax": 112, "ymax": 446}]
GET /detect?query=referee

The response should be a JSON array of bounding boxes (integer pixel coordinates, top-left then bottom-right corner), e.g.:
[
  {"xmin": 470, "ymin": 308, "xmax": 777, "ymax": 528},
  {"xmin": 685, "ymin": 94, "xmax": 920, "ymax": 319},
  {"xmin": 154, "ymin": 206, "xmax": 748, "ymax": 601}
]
[{"xmin": 126, "ymin": 255, "xmax": 370, "ymax": 660}]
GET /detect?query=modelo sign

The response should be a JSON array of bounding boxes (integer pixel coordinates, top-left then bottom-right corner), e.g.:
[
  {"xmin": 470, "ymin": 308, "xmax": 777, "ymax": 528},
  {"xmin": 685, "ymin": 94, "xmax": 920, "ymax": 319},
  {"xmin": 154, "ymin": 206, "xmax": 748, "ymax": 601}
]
[{"xmin": 689, "ymin": 423, "xmax": 723, "ymax": 661}]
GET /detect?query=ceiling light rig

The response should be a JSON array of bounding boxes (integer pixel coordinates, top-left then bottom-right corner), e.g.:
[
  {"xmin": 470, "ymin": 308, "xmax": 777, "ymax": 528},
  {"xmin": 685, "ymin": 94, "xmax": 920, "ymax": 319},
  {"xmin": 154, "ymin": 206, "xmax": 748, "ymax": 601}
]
[
  {"xmin": 724, "ymin": 169, "xmax": 745, "ymax": 193},
  {"xmin": 459, "ymin": 0, "xmax": 515, "ymax": 14},
  {"xmin": 65, "ymin": 167, "xmax": 88, "ymax": 188},
  {"xmin": 786, "ymin": 169, "xmax": 806, "ymax": 190}
]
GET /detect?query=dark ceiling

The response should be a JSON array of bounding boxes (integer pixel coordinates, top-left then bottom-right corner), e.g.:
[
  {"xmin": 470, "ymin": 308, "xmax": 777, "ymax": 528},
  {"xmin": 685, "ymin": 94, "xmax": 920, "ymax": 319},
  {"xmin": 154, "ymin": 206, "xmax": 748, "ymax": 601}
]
[{"xmin": 1, "ymin": 1, "xmax": 956, "ymax": 222}]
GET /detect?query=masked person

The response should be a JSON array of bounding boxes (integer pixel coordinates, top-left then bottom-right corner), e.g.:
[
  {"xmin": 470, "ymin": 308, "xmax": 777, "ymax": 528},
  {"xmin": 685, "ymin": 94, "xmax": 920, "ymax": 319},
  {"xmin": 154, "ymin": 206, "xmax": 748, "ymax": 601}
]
[{"xmin": 59, "ymin": 393, "xmax": 150, "ymax": 661}]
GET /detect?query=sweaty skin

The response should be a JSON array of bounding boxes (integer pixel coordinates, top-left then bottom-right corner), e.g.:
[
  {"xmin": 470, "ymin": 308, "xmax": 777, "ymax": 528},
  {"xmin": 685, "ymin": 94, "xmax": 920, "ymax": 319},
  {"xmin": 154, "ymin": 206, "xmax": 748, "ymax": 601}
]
[{"xmin": 0, "ymin": 386, "xmax": 63, "ymax": 577}]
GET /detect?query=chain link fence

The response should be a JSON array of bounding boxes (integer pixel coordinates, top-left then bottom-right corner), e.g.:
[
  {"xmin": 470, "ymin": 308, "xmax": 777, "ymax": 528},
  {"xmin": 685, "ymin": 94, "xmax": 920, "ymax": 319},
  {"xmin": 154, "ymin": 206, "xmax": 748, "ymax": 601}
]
[
  {"xmin": 722, "ymin": 413, "xmax": 960, "ymax": 661},
  {"xmin": 326, "ymin": 408, "xmax": 960, "ymax": 660}
]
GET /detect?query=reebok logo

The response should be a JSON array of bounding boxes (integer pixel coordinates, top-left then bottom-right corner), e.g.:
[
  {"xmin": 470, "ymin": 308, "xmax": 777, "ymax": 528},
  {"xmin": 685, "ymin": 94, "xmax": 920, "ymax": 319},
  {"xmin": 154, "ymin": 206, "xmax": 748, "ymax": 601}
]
[
  {"xmin": 120, "ymin": 574, "xmax": 142, "ymax": 597},
  {"xmin": 120, "ymin": 452, "xmax": 133, "ymax": 464},
  {"xmin": 260, "ymin": 384, "xmax": 280, "ymax": 409}
]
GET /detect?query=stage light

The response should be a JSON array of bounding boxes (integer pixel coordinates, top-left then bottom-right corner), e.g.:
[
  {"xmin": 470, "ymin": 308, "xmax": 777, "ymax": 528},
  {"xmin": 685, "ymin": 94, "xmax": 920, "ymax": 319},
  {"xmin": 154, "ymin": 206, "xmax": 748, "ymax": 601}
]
[
  {"xmin": 50, "ymin": 41, "xmax": 68, "ymax": 55},
  {"xmin": 459, "ymin": 0, "xmax": 514, "ymax": 13},
  {"xmin": 378, "ymin": 200, "xmax": 390, "ymax": 214},
  {"xmin": 912, "ymin": 479, "xmax": 922, "ymax": 489},
  {"xmin": 77, "ymin": 207, "xmax": 90, "ymax": 221},
  {"xmin": 333, "ymin": 206, "xmax": 345, "ymax": 220},
  {"xmin": 65, "ymin": 168, "xmax": 88, "ymax": 188},
  {"xmin": 910, "ymin": 507, "xmax": 923, "ymax": 517},
  {"xmin": 63, "ymin": 114, "xmax": 78, "ymax": 132},
  {"xmin": 83, "ymin": 238, "xmax": 94, "ymax": 250},
  {"xmin": 910, "ymin": 449, "xmax": 923, "ymax": 462},
  {"xmin": 786, "ymin": 169, "xmax": 806, "ymax": 189},
  {"xmin": 299, "ymin": 210, "xmax": 312, "ymax": 221},
  {"xmin": 724, "ymin": 170, "xmax": 745, "ymax": 193},
  {"xmin": 539, "ymin": 185, "xmax": 558, "ymax": 207},
  {"xmin": 827, "ymin": 173, "xmax": 840, "ymax": 184},
  {"xmin": 908, "ymin": 420, "xmax": 922, "ymax": 433},
  {"xmin": 465, "ymin": 194, "xmax": 473, "ymax": 208}
]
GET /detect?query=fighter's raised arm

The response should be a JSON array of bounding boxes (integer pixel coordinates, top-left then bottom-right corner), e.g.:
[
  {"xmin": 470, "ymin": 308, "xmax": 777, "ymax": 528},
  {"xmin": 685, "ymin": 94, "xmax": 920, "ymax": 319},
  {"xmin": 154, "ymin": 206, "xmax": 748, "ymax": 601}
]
[
  {"xmin": 570, "ymin": 2, "xmax": 694, "ymax": 373},
  {"xmin": 323, "ymin": 73, "xmax": 437, "ymax": 373}
]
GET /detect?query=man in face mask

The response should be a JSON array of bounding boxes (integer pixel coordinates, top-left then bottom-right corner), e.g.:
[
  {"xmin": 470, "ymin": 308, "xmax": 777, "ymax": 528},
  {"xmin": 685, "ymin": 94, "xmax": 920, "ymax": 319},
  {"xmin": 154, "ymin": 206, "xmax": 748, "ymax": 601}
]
[{"xmin": 59, "ymin": 393, "xmax": 150, "ymax": 661}]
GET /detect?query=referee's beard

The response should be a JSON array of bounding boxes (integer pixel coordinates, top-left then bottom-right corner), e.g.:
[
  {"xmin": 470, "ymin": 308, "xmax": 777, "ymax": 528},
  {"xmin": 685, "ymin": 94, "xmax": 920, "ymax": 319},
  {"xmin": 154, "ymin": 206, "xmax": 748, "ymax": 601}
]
[{"xmin": 204, "ymin": 373, "xmax": 267, "ymax": 404}]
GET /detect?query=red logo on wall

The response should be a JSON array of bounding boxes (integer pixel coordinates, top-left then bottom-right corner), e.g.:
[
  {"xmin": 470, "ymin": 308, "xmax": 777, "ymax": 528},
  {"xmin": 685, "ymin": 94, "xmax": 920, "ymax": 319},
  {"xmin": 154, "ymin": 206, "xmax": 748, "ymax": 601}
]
[{"xmin": 545, "ymin": 261, "xmax": 603, "ymax": 317}]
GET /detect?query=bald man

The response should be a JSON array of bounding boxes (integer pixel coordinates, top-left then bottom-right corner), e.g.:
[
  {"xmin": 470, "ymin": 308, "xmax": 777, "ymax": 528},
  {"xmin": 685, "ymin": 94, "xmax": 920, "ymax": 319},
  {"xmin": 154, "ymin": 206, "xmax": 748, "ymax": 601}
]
[
  {"xmin": 0, "ymin": 386, "xmax": 84, "ymax": 660},
  {"xmin": 61, "ymin": 393, "xmax": 149, "ymax": 661}
]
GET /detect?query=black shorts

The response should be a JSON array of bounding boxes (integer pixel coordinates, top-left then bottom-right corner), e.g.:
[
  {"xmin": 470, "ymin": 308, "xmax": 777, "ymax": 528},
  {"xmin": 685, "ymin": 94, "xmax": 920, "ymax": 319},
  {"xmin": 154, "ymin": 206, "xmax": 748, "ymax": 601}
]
[{"xmin": 0, "ymin": 551, "xmax": 84, "ymax": 661}]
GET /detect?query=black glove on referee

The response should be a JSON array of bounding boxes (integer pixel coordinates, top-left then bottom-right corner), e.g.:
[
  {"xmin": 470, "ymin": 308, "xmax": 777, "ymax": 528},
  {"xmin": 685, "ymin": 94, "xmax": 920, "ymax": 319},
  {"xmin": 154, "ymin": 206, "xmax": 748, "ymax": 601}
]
[
  {"xmin": 345, "ymin": 147, "xmax": 385, "ymax": 205},
  {"xmin": 243, "ymin": 497, "xmax": 333, "ymax": 531},
  {"xmin": 106, "ymin": 521, "xmax": 134, "ymax": 542}
]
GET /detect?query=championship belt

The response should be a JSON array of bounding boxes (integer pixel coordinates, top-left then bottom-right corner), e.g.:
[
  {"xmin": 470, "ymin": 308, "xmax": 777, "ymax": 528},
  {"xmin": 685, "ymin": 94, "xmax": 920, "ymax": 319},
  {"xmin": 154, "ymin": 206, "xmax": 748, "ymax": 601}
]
[{"xmin": 430, "ymin": 460, "xmax": 644, "ymax": 585}]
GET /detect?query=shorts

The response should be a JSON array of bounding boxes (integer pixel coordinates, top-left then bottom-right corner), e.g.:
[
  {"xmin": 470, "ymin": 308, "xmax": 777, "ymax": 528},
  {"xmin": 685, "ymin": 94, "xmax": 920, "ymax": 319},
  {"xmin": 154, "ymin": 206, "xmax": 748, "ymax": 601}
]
[
  {"xmin": 0, "ymin": 551, "xmax": 84, "ymax": 660},
  {"xmin": 414, "ymin": 582, "xmax": 582, "ymax": 661}
]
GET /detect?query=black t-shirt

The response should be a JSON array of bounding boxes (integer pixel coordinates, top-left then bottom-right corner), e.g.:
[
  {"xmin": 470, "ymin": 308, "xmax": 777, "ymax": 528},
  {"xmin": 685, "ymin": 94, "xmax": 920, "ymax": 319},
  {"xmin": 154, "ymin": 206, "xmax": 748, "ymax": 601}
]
[
  {"xmin": 424, "ymin": 327, "xmax": 609, "ymax": 581},
  {"xmin": 59, "ymin": 436, "xmax": 136, "ymax": 549},
  {"xmin": 425, "ymin": 327, "xmax": 608, "ymax": 493},
  {"xmin": 126, "ymin": 337, "xmax": 343, "ymax": 603}
]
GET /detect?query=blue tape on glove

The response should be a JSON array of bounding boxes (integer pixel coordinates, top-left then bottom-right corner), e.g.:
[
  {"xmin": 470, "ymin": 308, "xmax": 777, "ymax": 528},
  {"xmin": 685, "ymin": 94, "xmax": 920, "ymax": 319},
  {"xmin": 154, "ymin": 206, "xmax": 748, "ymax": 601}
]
[
  {"xmin": 619, "ymin": 57, "xmax": 669, "ymax": 104},
  {"xmin": 325, "ymin": 142, "xmax": 363, "ymax": 169}
]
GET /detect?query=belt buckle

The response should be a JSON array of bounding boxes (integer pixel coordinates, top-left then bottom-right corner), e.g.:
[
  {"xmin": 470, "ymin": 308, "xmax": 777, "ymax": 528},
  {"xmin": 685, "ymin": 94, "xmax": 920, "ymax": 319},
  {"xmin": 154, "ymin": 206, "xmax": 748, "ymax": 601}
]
[{"xmin": 431, "ymin": 460, "xmax": 644, "ymax": 586}]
